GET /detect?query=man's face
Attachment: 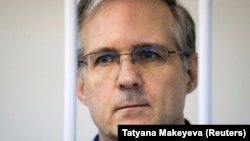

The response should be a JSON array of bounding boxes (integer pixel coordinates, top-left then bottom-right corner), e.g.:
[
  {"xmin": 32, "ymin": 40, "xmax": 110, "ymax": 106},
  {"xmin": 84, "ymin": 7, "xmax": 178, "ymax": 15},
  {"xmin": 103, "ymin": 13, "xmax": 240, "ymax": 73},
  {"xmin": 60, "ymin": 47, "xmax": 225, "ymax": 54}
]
[{"xmin": 77, "ymin": 0, "xmax": 197, "ymax": 139}]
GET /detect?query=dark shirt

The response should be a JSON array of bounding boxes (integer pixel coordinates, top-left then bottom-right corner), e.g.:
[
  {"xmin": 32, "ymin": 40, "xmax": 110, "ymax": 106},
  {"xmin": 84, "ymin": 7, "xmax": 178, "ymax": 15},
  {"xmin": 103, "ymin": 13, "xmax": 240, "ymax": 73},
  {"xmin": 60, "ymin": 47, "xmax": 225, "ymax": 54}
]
[{"xmin": 93, "ymin": 119, "xmax": 191, "ymax": 141}]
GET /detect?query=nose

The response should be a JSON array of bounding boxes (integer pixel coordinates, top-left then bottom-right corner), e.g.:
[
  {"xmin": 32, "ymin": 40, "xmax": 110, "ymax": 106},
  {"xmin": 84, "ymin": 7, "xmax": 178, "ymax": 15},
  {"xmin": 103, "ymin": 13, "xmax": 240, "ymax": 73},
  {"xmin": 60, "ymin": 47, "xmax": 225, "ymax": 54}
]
[{"xmin": 116, "ymin": 56, "xmax": 142, "ymax": 89}]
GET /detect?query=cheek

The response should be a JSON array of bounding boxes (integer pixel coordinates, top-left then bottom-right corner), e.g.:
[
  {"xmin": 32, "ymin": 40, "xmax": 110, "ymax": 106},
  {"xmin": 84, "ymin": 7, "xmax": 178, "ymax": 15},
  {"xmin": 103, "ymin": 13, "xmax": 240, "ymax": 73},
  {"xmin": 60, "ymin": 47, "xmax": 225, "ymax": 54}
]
[
  {"xmin": 83, "ymin": 74, "xmax": 112, "ymax": 107},
  {"xmin": 143, "ymin": 66, "xmax": 187, "ymax": 114},
  {"xmin": 145, "ymin": 71, "xmax": 185, "ymax": 101},
  {"xmin": 143, "ymin": 64, "xmax": 186, "ymax": 95},
  {"xmin": 83, "ymin": 70, "xmax": 117, "ymax": 98},
  {"xmin": 82, "ymin": 72, "xmax": 116, "ymax": 122}
]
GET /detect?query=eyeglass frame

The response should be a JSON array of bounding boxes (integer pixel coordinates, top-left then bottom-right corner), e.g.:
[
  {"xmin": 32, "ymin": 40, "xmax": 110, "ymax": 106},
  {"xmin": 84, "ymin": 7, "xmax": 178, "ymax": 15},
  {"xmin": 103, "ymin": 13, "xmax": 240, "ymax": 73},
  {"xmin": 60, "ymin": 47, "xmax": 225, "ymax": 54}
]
[{"xmin": 78, "ymin": 45, "xmax": 185, "ymax": 68}]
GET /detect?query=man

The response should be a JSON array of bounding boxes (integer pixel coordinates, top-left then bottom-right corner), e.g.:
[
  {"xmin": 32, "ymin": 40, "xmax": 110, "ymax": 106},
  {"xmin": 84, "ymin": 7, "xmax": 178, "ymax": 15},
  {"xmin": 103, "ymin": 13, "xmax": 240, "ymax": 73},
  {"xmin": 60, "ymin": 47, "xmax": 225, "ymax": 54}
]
[{"xmin": 77, "ymin": 0, "xmax": 197, "ymax": 141}]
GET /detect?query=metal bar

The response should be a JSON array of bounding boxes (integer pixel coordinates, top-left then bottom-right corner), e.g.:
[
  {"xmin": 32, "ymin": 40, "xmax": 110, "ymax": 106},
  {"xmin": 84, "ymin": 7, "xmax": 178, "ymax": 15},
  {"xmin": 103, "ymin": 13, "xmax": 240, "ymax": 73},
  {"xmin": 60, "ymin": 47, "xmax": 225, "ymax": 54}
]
[
  {"xmin": 64, "ymin": 0, "xmax": 77, "ymax": 140},
  {"xmin": 198, "ymin": 0, "xmax": 212, "ymax": 124}
]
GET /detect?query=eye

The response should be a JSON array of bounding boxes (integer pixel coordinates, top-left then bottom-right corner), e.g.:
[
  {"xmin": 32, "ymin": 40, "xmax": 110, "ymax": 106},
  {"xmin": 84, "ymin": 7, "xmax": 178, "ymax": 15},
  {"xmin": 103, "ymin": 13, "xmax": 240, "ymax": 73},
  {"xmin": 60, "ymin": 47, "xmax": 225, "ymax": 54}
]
[
  {"xmin": 133, "ymin": 46, "xmax": 167, "ymax": 64},
  {"xmin": 136, "ymin": 48, "xmax": 160, "ymax": 62},
  {"xmin": 95, "ymin": 52, "xmax": 117, "ymax": 66},
  {"xmin": 97, "ymin": 55, "xmax": 112, "ymax": 65},
  {"xmin": 142, "ymin": 51, "xmax": 156, "ymax": 61}
]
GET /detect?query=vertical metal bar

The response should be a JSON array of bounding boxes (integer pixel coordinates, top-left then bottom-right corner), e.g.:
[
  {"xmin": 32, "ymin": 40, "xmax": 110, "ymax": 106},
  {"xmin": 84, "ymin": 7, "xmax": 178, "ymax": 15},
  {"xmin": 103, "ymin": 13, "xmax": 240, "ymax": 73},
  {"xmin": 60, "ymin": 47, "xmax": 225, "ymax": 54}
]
[
  {"xmin": 198, "ymin": 0, "xmax": 212, "ymax": 124},
  {"xmin": 64, "ymin": 0, "xmax": 77, "ymax": 140}
]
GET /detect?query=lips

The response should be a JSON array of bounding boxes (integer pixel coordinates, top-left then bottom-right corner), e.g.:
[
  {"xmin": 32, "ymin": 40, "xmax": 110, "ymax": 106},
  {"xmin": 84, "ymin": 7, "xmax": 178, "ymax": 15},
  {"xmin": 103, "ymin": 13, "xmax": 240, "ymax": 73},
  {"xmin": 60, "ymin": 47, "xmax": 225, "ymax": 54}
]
[{"xmin": 116, "ymin": 103, "xmax": 150, "ymax": 111}]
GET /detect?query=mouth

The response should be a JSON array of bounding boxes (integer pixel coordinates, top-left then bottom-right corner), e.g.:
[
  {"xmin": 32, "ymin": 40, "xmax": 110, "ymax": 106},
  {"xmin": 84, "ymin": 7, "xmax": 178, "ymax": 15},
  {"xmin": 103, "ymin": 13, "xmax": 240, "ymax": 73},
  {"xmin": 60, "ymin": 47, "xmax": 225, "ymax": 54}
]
[
  {"xmin": 117, "ymin": 104, "xmax": 150, "ymax": 111},
  {"xmin": 114, "ymin": 103, "xmax": 151, "ymax": 124}
]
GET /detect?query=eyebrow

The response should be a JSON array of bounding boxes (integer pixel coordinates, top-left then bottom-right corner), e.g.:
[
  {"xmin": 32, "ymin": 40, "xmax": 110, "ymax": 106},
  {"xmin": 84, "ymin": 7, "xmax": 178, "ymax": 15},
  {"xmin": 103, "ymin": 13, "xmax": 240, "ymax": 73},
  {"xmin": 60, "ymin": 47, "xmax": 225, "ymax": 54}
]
[
  {"xmin": 132, "ymin": 42, "xmax": 167, "ymax": 49},
  {"xmin": 85, "ymin": 42, "xmax": 168, "ymax": 55},
  {"xmin": 85, "ymin": 47, "xmax": 117, "ymax": 55}
]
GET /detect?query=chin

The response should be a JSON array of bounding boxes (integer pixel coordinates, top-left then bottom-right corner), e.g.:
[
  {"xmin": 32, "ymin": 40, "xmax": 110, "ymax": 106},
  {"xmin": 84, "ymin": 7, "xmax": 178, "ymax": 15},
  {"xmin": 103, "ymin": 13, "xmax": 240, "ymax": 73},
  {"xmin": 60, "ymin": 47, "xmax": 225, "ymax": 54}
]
[
  {"xmin": 113, "ymin": 106, "xmax": 158, "ymax": 125},
  {"xmin": 118, "ymin": 117, "xmax": 155, "ymax": 125}
]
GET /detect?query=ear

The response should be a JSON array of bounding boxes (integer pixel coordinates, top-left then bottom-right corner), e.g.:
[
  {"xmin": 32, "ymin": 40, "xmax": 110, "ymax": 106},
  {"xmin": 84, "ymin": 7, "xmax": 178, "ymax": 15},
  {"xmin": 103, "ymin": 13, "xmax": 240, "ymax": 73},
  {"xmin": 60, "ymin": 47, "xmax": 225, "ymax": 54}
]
[
  {"xmin": 77, "ymin": 78, "xmax": 88, "ymax": 105},
  {"xmin": 186, "ymin": 53, "xmax": 198, "ymax": 94}
]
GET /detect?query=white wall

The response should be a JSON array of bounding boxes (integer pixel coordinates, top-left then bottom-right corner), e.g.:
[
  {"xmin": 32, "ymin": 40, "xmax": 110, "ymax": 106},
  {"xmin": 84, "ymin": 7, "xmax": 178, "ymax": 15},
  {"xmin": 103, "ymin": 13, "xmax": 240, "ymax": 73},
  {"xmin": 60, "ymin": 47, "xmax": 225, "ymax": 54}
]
[
  {"xmin": 0, "ymin": 0, "xmax": 249, "ymax": 141},
  {"xmin": 181, "ymin": 0, "xmax": 250, "ymax": 125},
  {"xmin": 212, "ymin": 0, "xmax": 250, "ymax": 124},
  {"xmin": 0, "ymin": 0, "xmax": 64, "ymax": 141}
]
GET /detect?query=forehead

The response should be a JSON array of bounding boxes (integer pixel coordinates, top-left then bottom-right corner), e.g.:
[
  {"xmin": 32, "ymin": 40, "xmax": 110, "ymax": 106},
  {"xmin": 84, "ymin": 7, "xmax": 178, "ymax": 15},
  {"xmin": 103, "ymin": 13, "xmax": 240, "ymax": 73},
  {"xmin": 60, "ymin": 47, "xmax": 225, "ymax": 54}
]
[{"xmin": 80, "ymin": 0, "xmax": 175, "ymax": 53}]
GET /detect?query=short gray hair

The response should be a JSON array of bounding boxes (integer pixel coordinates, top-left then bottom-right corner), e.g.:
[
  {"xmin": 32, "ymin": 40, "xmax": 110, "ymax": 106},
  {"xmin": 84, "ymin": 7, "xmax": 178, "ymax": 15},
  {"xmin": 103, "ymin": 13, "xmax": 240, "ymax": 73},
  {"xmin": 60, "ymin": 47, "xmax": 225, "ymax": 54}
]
[{"xmin": 77, "ymin": 0, "xmax": 196, "ymax": 70}]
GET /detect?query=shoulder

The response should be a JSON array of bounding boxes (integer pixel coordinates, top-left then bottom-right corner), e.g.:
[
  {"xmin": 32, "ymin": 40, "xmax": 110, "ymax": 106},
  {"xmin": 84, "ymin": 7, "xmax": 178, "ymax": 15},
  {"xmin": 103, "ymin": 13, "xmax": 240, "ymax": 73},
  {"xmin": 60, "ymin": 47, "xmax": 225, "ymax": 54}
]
[
  {"xmin": 93, "ymin": 134, "xmax": 99, "ymax": 141},
  {"xmin": 185, "ymin": 119, "xmax": 191, "ymax": 125}
]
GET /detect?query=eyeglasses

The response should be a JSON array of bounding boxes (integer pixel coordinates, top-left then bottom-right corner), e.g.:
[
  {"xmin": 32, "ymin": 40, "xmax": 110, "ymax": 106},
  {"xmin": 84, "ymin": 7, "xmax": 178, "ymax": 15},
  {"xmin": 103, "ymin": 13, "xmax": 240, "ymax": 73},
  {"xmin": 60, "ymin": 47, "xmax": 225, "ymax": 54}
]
[{"xmin": 78, "ymin": 45, "xmax": 183, "ymax": 74}]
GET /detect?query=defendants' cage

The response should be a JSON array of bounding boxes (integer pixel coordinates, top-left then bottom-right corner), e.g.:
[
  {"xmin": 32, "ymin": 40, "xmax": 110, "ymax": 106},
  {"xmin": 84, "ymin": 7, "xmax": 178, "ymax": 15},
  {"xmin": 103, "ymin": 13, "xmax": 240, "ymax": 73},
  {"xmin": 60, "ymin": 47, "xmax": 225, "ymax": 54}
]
[{"xmin": 63, "ymin": 0, "xmax": 212, "ymax": 141}]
